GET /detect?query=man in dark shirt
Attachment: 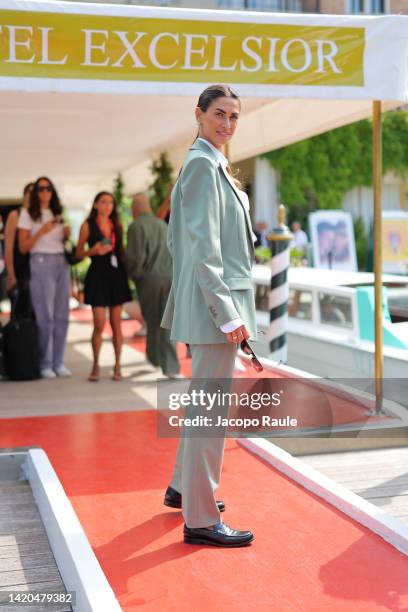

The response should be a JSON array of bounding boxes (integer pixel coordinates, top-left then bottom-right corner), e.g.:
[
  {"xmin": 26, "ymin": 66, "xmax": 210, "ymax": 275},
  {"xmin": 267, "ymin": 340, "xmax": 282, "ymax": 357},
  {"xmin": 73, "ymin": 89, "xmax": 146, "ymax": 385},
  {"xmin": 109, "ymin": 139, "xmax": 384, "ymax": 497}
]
[{"xmin": 127, "ymin": 193, "xmax": 181, "ymax": 378}]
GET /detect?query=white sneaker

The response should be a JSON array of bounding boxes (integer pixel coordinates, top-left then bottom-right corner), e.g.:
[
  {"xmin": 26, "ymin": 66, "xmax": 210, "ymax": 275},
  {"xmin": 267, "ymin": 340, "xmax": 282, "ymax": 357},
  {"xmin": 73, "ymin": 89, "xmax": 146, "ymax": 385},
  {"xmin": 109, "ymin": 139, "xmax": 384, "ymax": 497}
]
[
  {"xmin": 41, "ymin": 368, "xmax": 57, "ymax": 379},
  {"xmin": 54, "ymin": 365, "xmax": 72, "ymax": 378}
]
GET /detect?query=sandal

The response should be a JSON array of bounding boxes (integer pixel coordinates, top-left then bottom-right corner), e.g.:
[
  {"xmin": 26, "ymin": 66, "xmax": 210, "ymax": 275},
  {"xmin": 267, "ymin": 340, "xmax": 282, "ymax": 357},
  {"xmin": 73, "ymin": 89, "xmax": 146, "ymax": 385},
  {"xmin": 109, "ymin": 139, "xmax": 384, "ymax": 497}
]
[
  {"xmin": 88, "ymin": 365, "xmax": 100, "ymax": 382},
  {"xmin": 112, "ymin": 365, "xmax": 122, "ymax": 381}
]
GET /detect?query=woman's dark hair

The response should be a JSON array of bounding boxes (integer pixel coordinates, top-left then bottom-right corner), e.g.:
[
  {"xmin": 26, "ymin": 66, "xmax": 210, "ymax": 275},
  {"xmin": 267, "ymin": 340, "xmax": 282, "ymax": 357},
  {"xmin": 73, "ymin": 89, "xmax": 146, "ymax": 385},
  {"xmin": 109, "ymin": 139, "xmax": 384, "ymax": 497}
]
[
  {"xmin": 23, "ymin": 182, "xmax": 34, "ymax": 196},
  {"xmin": 196, "ymin": 83, "xmax": 240, "ymax": 114},
  {"xmin": 88, "ymin": 191, "xmax": 122, "ymax": 237},
  {"xmin": 28, "ymin": 177, "xmax": 63, "ymax": 221},
  {"xmin": 196, "ymin": 84, "xmax": 243, "ymax": 189}
]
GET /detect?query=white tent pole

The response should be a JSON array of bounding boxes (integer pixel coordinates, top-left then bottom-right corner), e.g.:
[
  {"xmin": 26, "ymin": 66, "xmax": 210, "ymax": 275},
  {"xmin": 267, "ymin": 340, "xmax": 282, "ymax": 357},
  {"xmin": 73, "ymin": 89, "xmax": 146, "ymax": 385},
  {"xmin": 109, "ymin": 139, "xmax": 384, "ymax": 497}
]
[{"xmin": 373, "ymin": 100, "xmax": 383, "ymax": 414}]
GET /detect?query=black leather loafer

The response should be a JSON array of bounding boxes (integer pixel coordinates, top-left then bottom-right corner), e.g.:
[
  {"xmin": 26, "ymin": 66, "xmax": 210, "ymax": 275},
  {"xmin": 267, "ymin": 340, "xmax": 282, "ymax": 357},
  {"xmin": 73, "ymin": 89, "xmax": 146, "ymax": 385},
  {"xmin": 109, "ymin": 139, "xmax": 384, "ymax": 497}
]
[
  {"xmin": 184, "ymin": 522, "xmax": 254, "ymax": 547},
  {"xmin": 164, "ymin": 486, "xmax": 225, "ymax": 512}
]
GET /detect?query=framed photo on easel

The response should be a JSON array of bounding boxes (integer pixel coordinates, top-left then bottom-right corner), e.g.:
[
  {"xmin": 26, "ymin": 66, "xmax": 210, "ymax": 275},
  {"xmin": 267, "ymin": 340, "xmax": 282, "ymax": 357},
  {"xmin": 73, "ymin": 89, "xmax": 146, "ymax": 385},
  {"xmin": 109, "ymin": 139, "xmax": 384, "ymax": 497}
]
[
  {"xmin": 382, "ymin": 211, "xmax": 408, "ymax": 274},
  {"xmin": 309, "ymin": 210, "xmax": 357, "ymax": 271}
]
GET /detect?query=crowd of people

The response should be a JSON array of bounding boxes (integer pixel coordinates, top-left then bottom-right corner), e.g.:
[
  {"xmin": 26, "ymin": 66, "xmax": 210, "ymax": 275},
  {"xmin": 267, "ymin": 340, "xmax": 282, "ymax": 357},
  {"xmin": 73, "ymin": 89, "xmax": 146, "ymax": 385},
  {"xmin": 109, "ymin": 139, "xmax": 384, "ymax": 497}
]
[
  {"xmin": 2, "ymin": 177, "xmax": 181, "ymax": 382},
  {"xmin": 2, "ymin": 173, "xmax": 310, "ymax": 384}
]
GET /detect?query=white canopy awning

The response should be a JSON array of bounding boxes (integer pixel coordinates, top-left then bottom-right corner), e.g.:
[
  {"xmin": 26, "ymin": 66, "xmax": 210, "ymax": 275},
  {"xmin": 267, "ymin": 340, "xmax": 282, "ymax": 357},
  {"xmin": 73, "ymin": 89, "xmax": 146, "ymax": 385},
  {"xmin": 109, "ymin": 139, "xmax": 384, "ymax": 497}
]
[{"xmin": 1, "ymin": 1, "xmax": 407, "ymax": 204}]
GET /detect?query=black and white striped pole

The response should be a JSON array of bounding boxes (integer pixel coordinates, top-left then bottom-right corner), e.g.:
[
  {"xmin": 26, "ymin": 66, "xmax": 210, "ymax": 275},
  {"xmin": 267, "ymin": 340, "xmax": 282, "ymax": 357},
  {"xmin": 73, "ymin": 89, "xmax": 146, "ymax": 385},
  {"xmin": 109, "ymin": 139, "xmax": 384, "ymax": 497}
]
[{"xmin": 268, "ymin": 205, "xmax": 293, "ymax": 363}]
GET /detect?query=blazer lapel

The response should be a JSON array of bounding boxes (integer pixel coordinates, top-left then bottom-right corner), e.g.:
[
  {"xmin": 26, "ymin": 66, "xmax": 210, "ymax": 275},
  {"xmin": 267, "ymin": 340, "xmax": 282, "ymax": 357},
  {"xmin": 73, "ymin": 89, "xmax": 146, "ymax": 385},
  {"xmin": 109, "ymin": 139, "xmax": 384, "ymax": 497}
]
[
  {"xmin": 219, "ymin": 164, "xmax": 255, "ymax": 258},
  {"xmin": 189, "ymin": 139, "xmax": 255, "ymax": 259}
]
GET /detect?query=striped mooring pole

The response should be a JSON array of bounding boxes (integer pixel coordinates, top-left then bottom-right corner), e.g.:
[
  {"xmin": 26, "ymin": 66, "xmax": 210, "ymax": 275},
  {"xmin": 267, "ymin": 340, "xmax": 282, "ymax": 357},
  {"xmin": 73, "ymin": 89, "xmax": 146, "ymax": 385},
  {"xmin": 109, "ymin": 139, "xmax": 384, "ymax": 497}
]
[{"xmin": 268, "ymin": 205, "xmax": 293, "ymax": 363}]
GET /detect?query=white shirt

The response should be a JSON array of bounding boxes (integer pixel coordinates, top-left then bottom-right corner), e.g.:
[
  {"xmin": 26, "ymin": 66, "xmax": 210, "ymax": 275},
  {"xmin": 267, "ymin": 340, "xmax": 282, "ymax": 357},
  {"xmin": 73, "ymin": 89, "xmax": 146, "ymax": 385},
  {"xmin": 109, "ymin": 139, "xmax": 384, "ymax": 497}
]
[
  {"xmin": 18, "ymin": 208, "xmax": 64, "ymax": 254},
  {"xmin": 197, "ymin": 138, "xmax": 244, "ymax": 334},
  {"xmin": 197, "ymin": 137, "xmax": 228, "ymax": 169},
  {"xmin": 291, "ymin": 228, "xmax": 308, "ymax": 251}
]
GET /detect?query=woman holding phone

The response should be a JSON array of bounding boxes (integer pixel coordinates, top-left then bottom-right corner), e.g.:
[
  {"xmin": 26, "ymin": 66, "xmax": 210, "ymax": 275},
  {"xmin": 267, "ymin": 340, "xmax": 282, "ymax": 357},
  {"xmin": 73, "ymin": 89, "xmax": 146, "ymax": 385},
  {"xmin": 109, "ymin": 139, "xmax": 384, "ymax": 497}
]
[
  {"xmin": 18, "ymin": 176, "xmax": 71, "ymax": 379},
  {"xmin": 76, "ymin": 191, "xmax": 131, "ymax": 382},
  {"xmin": 161, "ymin": 84, "xmax": 258, "ymax": 547}
]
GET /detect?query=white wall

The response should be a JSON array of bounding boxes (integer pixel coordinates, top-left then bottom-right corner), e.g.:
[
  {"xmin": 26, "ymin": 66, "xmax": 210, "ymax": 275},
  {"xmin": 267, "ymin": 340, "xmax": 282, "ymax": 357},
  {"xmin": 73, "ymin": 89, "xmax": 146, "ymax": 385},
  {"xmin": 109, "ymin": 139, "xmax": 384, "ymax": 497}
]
[{"xmin": 254, "ymin": 157, "xmax": 279, "ymax": 231}]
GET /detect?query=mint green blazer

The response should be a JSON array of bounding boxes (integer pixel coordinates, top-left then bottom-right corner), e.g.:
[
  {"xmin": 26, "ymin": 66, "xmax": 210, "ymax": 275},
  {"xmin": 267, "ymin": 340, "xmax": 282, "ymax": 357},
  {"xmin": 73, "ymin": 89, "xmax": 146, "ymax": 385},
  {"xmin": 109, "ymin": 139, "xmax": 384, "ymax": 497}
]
[{"xmin": 161, "ymin": 139, "xmax": 257, "ymax": 344}]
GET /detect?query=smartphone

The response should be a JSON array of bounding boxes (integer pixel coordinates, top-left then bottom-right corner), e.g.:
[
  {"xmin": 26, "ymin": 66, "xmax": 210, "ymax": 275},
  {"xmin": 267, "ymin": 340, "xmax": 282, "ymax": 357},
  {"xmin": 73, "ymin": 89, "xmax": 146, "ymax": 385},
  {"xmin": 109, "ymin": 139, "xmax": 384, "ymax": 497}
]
[{"xmin": 101, "ymin": 238, "xmax": 112, "ymax": 246}]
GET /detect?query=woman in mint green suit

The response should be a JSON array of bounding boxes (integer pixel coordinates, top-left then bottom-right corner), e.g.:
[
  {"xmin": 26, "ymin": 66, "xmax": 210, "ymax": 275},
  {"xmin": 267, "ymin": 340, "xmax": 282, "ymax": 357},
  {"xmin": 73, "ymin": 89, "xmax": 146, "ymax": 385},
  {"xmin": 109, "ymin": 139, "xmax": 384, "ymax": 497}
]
[{"xmin": 161, "ymin": 84, "xmax": 257, "ymax": 547}]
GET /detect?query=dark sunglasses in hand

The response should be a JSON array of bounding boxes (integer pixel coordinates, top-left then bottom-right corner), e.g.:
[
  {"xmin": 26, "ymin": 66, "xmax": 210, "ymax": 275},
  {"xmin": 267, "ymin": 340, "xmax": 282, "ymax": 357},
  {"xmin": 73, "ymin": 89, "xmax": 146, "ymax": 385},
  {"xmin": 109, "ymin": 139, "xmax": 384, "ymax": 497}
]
[
  {"xmin": 240, "ymin": 339, "xmax": 263, "ymax": 372},
  {"xmin": 37, "ymin": 185, "xmax": 52, "ymax": 193}
]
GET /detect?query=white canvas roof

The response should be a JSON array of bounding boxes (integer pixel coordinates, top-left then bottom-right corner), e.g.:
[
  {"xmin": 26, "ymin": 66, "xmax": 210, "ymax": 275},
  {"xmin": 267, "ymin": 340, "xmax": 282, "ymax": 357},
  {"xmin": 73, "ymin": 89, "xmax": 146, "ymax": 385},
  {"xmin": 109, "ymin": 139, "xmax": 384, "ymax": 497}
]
[{"xmin": 1, "ymin": 1, "xmax": 407, "ymax": 205}]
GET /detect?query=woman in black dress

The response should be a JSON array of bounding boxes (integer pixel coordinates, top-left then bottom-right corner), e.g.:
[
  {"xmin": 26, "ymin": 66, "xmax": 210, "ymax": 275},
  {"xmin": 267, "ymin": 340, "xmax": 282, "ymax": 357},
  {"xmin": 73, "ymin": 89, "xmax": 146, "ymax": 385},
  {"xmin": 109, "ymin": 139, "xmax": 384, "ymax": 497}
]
[{"xmin": 77, "ymin": 191, "xmax": 131, "ymax": 381}]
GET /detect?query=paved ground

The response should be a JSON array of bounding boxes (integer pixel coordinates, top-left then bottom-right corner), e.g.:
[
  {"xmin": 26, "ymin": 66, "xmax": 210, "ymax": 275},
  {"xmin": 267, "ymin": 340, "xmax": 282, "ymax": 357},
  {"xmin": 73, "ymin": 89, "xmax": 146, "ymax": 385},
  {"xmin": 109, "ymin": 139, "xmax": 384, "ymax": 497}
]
[{"xmin": 0, "ymin": 313, "xmax": 161, "ymax": 418}]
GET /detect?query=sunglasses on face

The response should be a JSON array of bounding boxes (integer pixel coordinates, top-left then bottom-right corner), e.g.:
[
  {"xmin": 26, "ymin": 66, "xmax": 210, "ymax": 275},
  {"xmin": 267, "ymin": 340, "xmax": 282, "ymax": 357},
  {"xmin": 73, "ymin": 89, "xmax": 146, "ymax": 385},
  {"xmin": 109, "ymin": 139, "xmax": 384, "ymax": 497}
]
[
  {"xmin": 37, "ymin": 185, "xmax": 52, "ymax": 193},
  {"xmin": 240, "ymin": 339, "xmax": 263, "ymax": 373}
]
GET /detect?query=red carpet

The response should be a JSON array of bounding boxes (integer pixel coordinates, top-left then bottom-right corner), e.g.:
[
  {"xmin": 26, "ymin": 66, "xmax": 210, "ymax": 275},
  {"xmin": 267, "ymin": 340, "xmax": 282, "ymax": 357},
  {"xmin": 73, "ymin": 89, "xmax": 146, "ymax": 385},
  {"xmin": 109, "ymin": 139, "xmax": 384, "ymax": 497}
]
[{"xmin": 0, "ymin": 411, "xmax": 407, "ymax": 612}]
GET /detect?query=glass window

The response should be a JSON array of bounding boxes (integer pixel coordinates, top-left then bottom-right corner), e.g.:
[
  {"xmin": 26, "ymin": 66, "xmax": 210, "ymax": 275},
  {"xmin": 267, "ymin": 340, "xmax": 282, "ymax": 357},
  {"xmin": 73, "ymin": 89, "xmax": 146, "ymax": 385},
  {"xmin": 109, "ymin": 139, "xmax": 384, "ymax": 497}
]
[
  {"xmin": 216, "ymin": 0, "xmax": 302, "ymax": 11},
  {"xmin": 349, "ymin": 0, "xmax": 364, "ymax": 12},
  {"xmin": 349, "ymin": 0, "xmax": 385, "ymax": 13},
  {"xmin": 288, "ymin": 289, "xmax": 313, "ymax": 321},
  {"xmin": 370, "ymin": 0, "xmax": 385, "ymax": 13},
  {"xmin": 216, "ymin": 0, "xmax": 245, "ymax": 8},
  {"xmin": 319, "ymin": 293, "xmax": 353, "ymax": 328}
]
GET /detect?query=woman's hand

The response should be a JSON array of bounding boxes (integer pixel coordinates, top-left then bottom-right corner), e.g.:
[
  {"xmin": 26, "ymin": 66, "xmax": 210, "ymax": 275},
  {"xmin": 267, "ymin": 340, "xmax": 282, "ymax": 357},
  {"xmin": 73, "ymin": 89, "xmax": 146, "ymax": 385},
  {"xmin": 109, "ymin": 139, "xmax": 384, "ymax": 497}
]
[
  {"xmin": 63, "ymin": 225, "xmax": 71, "ymax": 240},
  {"xmin": 6, "ymin": 272, "xmax": 16, "ymax": 293},
  {"xmin": 225, "ymin": 324, "xmax": 249, "ymax": 344},
  {"xmin": 91, "ymin": 241, "xmax": 112, "ymax": 256},
  {"xmin": 39, "ymin": 220, "xmax": 57, "ymax": 236}
]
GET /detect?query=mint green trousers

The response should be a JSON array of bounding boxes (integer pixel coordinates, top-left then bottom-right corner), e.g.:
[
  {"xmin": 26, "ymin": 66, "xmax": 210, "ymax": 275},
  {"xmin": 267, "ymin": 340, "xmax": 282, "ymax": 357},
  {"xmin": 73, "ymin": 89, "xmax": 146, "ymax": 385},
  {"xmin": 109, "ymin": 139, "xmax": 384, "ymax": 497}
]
[{"xmin": 169, "ymin": 342, "xmax": 237, "ymax": 528}]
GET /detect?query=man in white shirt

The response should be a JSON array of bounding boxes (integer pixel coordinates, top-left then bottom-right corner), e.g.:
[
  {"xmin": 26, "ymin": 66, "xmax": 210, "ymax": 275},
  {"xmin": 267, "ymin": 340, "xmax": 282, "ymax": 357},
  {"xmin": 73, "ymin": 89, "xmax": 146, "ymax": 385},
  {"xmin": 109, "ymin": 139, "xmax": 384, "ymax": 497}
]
[{"xmin": 290, "ymin": 221, "xmax": 308, "ymax": 252}]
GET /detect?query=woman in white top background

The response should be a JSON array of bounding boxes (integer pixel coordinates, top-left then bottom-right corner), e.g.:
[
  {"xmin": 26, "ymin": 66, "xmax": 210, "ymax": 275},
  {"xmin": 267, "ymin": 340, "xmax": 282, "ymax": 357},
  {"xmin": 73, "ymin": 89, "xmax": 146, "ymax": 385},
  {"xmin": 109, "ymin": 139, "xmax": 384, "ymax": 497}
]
[{"xmin": 18, "ymin": 177, "xmax": 71, "ymax": 379}]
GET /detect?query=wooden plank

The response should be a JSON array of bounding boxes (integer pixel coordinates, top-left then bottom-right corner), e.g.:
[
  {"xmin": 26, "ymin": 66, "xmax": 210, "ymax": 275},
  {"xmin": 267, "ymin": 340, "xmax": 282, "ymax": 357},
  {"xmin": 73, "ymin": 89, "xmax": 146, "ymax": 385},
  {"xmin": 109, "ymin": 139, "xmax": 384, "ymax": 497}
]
[
  {"xmin": 0, "ymin": 494, "xmax": 39, "ymax": 505},
  {"xmin": 0, "ymin": 484, "xmax": 31, "ymax": 494},
  {"xmin": 329, "ymin": 481, "xmax": 408, "ymax": 493},
  {"xmin": 0, "ymin": 553, "xmax": 56, "ymax": 572},
  {"xmin": 0, "ymin": 580, "xmax": 67, "ymax": 591},
  {"xmin": 304, "ymin": 464, "xmax": 408, "ymax": 476},
  {"xmin": 299, "ymin": 472, "xmax": 408, "ymax": 487},
  {"xmin": 0, "ymin": 465, "xmax": 71, "ymax": 608},
  {"xmin": 0, "ymin": 582, "xmax": 73, "ymax": 611},
  {"xmin": 0, "ymin": 566, "xmax": 61, "ymax": 587},
  {"xmin": 303, "ymin": 450, "xmax": 408, "ymax": 467},
  {"xmin": 0, "ymin": 510, "xmax": 42, "ymax": 521},
  {"xmin": 0, "ymin": 542, "xmax": 51, "ymax": 560},
  {"xmin": 310, "ymin": 457, "xmax": 408, "ymax": 467},
  {"xmin": 301, "ymin": 447, "xmax": 408, "ymax": 525},
  {"xmin": 0, "ymin": 591, "xmax": 72, "ymax": 612},
  {"xmin": 357, "ymin": 488, "xmax": 408, "ymax": 498},
  {"xmin": 0, "ymin": 519, "xmax": 44, "ymax": 534},
  {"xmin": 0, "ymin": 605, "xmax": 72, "ymax": 612},
  {"xmin": 0, "ymin": 534, "xmax": 49, "ymax": 547},
  {"xmin": 365, "ymin": 496, "xmax": 408, "ymax": 513}
]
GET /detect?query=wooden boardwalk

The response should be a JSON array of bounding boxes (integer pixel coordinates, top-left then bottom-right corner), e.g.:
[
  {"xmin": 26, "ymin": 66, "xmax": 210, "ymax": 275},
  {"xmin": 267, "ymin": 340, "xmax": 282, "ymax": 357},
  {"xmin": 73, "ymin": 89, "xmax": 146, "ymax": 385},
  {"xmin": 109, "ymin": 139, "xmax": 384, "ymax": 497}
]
[
  {"xmin": 0, "ymin": 476, "xmax": 73, "ymax": 611},
  {"xmin": 301, "ymin": 445, "xmax": 408, "ymax": 525}
]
